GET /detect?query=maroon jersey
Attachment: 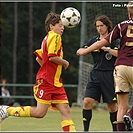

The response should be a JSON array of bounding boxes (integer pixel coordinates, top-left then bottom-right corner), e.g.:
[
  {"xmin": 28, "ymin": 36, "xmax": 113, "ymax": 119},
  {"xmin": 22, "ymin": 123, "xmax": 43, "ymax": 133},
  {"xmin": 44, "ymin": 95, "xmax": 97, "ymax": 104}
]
[{"xmin": 105, "ymin": 19, "xmax": 133, "ymax": 66}]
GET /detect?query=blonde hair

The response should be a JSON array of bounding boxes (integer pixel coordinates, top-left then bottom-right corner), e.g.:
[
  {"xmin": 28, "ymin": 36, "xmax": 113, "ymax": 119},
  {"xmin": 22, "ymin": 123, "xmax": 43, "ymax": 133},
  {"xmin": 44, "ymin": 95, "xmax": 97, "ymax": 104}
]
[{"xmin": 127, "ymin": 1, "xmax": 133, "ymax": 18}]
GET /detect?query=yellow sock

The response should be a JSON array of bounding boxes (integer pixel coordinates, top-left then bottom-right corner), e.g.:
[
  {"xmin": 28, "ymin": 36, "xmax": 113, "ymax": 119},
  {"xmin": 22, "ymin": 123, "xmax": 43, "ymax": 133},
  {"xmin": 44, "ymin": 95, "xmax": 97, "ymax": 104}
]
[
  {"xmin": 61, "ymin": 120, "xmax": 76, "ymax": 132},
  {"xmin": 7, "ymin": 106, "xmax": 31, "ymax": 117}
]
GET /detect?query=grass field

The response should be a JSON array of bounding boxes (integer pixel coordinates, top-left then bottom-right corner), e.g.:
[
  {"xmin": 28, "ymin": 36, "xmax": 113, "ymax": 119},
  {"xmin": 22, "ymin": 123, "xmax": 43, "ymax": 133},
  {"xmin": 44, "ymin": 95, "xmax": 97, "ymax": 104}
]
[{"xmin": 0, "ymin": 107, "xmax": 112, "ymax": 132}]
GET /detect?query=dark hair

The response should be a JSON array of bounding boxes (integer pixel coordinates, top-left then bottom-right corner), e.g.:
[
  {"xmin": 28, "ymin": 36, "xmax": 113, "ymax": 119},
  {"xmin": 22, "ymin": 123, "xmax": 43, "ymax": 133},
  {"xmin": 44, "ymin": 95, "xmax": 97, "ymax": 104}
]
[
  {"xmin": 94, "ymin": 15, "xmax": 112, "ymax": 33},
  {"xmin": 45, "ymin": 12, "xmax": 61, "ymax": 33}
]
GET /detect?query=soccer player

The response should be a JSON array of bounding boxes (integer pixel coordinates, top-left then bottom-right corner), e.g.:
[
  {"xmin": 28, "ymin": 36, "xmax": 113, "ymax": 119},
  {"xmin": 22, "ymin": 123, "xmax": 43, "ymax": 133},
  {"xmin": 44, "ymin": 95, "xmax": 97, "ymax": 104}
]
[
  {"xmin": 77, "ymin": 15, "xmax": 119, "ymax": 131},
  {"xmin": 76, "ymin": 1, "xmax": 133, "ymax": 131},
  {"xmin": 0, "ymin": 12, "xmax": 76, "ymax": 132}
]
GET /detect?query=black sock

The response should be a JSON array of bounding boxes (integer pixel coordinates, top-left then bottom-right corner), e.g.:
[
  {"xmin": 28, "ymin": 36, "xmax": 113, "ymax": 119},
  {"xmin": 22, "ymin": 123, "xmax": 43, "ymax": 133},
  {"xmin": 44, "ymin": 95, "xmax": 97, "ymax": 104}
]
[
  {"xmin": 110, "ymin": 111, "xmax": 117, "ymax": 131},
  {"xmin": 82, "ymin": 109, "xmax": 92, "ymax": 131}
]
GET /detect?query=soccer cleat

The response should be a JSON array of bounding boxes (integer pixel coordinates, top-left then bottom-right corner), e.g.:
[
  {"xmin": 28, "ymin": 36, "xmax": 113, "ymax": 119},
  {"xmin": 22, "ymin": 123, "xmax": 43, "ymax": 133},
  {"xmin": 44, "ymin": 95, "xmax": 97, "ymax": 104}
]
[
  {"xmin": 123, "ymin": 113, "xmax": 133, "ymax": 131},
  {"xmin": 0, "ymin": 106, "xmax": 9, "ymax": 123}
]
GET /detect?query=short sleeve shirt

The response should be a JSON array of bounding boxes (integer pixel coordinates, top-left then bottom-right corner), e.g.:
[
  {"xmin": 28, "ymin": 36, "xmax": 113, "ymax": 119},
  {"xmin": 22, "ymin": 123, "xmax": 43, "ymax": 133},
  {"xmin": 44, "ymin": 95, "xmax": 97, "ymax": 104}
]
[
  {"xmin": 105, "ymin": 19, "xmax": 133, "ymax": 66},
  {"xmin": 36, "ymin": 31, "xmax": 63, "ymax": 87}
]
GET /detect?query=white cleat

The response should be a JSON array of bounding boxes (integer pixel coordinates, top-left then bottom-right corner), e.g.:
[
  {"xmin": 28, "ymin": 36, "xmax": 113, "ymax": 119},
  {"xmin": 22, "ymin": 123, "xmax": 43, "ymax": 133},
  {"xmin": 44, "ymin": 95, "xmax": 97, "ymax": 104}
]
[
  {"xmin": 0, "ymin": 106, "xmax": 9, "ymax": 123},
  {"xmin": 123, "ymin": 113, "xmax": 133, "ymax": 131}
]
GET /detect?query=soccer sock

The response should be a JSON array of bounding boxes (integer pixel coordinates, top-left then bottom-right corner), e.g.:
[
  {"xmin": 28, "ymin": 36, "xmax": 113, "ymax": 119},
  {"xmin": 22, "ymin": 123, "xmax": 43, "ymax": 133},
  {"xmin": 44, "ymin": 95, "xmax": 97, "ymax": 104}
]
[
  {"xmin": 61, "ymin": 120, "xmax": 76, "ymax": 131},
  {"xmin": 117, "ymin": 122, "xmax": 126, "ymax": 131},
  {"xmin": 6, "ymin": 106, "xmax": 31, "ymax": 117},
  {"xmin": 82, "ymin": 109, "xmax": 92, "ymax": 131},
  {"xmin": 110, "ymin": 111, "xmax": 117, "ymax": 131},
  {"xmin": 128, "ymin": 106, "xmax": 133, "ymax": 119}
]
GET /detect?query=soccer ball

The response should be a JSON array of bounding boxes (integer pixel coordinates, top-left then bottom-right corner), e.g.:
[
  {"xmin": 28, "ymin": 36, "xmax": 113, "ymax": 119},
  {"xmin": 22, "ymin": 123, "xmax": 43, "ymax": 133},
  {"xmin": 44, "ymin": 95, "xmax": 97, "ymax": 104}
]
[{"xmin": 60, "ymin": 7, "xmax": 81, "ymax": 28}]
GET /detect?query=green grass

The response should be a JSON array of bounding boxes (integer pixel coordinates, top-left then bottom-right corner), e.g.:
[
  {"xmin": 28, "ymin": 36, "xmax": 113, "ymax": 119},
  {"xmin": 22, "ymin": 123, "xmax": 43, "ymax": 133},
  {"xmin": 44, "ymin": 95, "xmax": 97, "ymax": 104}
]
[{"xmin": 0, "ymin": 107, "xmax": 112, "ymax": 132}]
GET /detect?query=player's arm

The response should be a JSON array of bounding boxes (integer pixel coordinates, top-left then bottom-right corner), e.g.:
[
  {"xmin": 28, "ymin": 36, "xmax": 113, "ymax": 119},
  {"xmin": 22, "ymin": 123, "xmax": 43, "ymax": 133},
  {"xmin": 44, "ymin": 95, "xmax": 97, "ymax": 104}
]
[
  {"xmin": 49, "ymin": 56, "xmax": 69, "ymax": 70},
  {"xmin": 77, "ymin": 39, "xmax": 109, "ymax": 56},
  {"xmin": 101, "ymin": 37, "xmax": 120, "ymax": 57},
  {"xmin": 101, "ymin": 46, "xmax": 118, "ymax": 57},
  {"xmin": 36, "ymin": 57, "xmax": 42, "ymax": 66}
]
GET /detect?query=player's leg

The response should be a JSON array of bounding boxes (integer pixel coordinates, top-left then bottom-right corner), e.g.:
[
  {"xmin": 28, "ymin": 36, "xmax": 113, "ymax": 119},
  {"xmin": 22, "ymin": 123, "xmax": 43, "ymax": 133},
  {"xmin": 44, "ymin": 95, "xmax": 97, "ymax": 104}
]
[
  {"xmin": 83, "ymin": 97, "xmax": 95, "ymax": 131},
  {"xmin": 114, "ymin": 65, "xmax": 132, "ymax": 131},
  {"xmin": 7, "ymin": 78, "xmax": 50, "ymax": 117},
  {"xmin": 123, "ymin": 67, "xmax": 133, "ymax": 131},
  {"xmin": 123, "ymin": 105, "xmax": 133, "ymax": 131},
  {"xmin": 1, "ymin": 102, "xmax": 49, "ymax": 117},
  {"xmin": 0, "ymin": 105, "xmax": 32, "ymax": 122},
  {"xmin": 56, "ymin": 103, "xmax": 76, "ymax": 132},
  {"xmin": 123, "ymin": 111, "xmax": 133, "ymax": 131},
  {"xmin": 82, "ymin": 70, "xmax": 101, "ymax": 131},
  {"xmin": 51, "ymin": 84, "xmax": 76, "ymax": 132},
  {"xmin": 30, "ymin": 102, "xmax": 49, "ymax": 117},
  {"xmin": 107, "ymin": 102, "xmax": 117, "ymax": 131},
  {"xmin": 117, "ymin": 93, "xmax": 128, "ymax": 131},
  {"xmin": 0, "ymin": 79, "xmax": 50, "ymax": 122},
  {"xmin": 101, "ymin": 71, "xmax": 118, "ymax": 131},
  {"xmin": 0, "ymin": 102, "xmax": 49, "ymax": 123}
]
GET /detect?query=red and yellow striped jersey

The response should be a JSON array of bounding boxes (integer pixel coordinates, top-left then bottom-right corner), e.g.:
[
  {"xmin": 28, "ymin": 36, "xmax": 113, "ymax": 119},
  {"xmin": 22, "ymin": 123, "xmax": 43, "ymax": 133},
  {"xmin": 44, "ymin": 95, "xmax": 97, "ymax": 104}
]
[{"xmin": 36, "ymin": 31, "xmax": 63, "ymax": 87}]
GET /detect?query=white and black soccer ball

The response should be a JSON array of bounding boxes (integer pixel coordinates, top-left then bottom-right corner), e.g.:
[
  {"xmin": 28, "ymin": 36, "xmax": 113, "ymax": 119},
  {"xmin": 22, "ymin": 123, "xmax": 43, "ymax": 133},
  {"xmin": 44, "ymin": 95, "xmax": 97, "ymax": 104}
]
[{"xmin": 60, "ymin": 7, "xmax": 81, "ymax": 28}]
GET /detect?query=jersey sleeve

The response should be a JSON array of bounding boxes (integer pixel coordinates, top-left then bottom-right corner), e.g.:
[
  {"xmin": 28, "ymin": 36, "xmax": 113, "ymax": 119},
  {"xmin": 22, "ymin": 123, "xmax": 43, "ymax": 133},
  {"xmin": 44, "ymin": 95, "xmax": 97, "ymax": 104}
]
[
  {"xmin": 111, "ymin": 38, "xmax": 120, "ymax": 50},
  {"xmin": 34, "ymin": 49, "xmax": 42, "ymax": 59},
  {"xmin": 105, "ymin": 24, "xmax": 120, "ymax": 43}
]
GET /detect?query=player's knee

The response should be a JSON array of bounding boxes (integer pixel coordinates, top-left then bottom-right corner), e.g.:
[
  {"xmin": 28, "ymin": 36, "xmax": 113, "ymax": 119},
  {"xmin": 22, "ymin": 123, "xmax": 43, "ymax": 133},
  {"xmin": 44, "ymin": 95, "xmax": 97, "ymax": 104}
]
[
  {"xmin": 107, "ymin": 103, "xmax": 117, "ymax": 112},
  {"xmin": 83, "ymin": 98, "xmax": 94, "ymax": 109},
  {"xmin": 59, "ymin": 104, "xmax": 71, "ymax": 115}
]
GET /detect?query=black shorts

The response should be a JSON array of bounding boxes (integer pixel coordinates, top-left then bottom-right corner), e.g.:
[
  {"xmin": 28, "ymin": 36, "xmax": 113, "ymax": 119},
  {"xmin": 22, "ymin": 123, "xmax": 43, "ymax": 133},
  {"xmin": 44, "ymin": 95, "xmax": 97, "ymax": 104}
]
[{"xmin": 84, "ymin": 70, "xmax": 117, "ymax": 103}]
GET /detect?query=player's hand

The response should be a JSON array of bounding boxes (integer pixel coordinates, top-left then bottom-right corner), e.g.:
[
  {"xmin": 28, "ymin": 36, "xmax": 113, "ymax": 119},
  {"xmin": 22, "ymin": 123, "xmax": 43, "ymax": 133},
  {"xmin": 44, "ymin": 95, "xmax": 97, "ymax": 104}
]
[
  {"xmin": 101, "ymin": 46, "xmax": 107, "ymax": 51},
  {"xmin": 76, "ymin": 48, "xmax": 85, "ymax": 56},
  {"xmin": 63, "ymin": 60, "xmax": 69, "ymax": 70}
]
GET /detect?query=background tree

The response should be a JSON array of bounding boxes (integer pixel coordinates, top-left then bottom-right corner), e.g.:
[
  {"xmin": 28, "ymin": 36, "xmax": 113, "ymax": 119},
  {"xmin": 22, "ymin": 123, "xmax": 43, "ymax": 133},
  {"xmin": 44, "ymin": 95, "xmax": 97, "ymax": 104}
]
[
  {"xmin": 12, "ymin": 2, "xmax": 18, "ymax": 95},
  {"xmin": 28, "ymin": 2, "xmax": 34, "ymax": 105},
  {"xmin": 51, "ymin": 2, "xmax": 56, "ymax": 12}
]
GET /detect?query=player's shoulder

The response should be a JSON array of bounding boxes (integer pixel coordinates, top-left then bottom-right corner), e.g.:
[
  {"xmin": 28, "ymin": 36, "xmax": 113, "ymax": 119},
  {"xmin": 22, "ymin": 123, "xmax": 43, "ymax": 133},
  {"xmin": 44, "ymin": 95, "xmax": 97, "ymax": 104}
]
[
  {"xmin": 91, "ymin": 35, "xmax": 99, "ymax": 40},
  {"xmin": 48, "ymin": 31, "xmax": 61, "ymax": 37},
  {"xmin": 89, "ymin": 35, "xmax": 99, "ymax": 43},
  {"xmin": 120, "ymin": 19, "xmax": 133, "ymax": 24},
  {"xmin": 117, "ymin": 19, "xmax": 133, "ymax": 29},
  {"xmin": 47, "ymin": 31, "xmax": 61, "ymax": 42}
]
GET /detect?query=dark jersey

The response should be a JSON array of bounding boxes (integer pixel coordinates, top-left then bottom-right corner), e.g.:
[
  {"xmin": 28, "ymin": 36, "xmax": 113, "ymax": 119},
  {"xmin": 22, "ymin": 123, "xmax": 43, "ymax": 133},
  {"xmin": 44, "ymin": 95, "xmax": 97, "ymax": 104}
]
[
  {"xmin": 82, "ymin": 36, "xmax": 120, "ymax": 71},
  {"xmin": 105, "ymin": 19, "xmax": 133, "ymax": 66}
]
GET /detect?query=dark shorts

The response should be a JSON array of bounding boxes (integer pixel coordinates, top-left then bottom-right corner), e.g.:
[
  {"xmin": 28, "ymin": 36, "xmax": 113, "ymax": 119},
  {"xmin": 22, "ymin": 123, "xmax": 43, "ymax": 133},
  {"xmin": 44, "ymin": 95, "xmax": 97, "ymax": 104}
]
[{"xmin": 84, "ymin": 70, "xmax": 117, "ymax": 103}]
